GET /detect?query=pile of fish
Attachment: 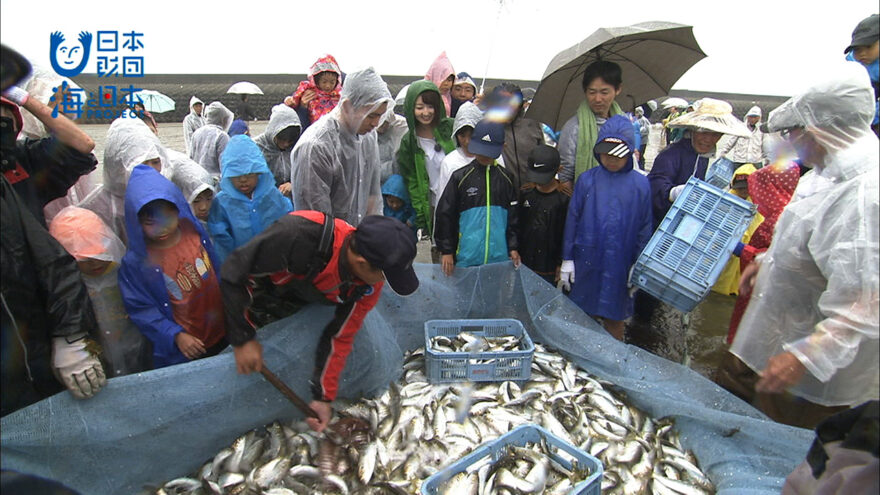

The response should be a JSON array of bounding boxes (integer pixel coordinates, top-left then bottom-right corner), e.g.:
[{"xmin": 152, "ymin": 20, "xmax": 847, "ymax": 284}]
[
  {"xmin": 428, "ymin": 332, "xmax": 523, "ymax": 354},
  {"xmin": 147, "ymin": 342, "xmax": 715, "ymax": 494}
]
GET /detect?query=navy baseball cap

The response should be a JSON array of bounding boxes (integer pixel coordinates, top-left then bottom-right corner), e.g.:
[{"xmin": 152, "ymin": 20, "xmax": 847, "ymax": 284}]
[
  {"xmin": 354, "ymin": 216, "xmax": 418, "ymax": 296},
  {"xmin": 594, "ymin": 137, "xmax": 631, "ymax": 158},
  {"xmin": 467, "ymin": 120, "xmax": 505, "ymax": 159},
  {"xmin": 844, "ymin": 14, "xmax": 879, "ymax": 53},
  {"xmin": 526, "ymin": 145, "xmax": 560, "ymax": 184}
]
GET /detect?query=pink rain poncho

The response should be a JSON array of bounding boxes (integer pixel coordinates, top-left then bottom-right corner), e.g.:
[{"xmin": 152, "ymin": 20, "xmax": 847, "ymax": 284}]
[{"xmin": 425, "ymin": 51, "xmax": 454, "ymax": 117}]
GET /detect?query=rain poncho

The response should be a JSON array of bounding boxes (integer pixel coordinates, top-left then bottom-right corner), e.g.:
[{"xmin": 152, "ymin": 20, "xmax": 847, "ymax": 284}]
[
  {"xmin": 78, "ymin": 117, "xmax": 171, "ymax": 245},
  {"xmin": 647, "ymin": 135, "xmax": 712, "ymax": 226},
  {"xmin": 291, "ymin": 67, "xmax": 392, "ymax": 226},
  {"xmin": 731, "ymin": 64, "xmax": 880, "ymax": 407},
  {"xmin": 717, "ymin": 106, "xmax": 769, "ymax": 164},
  {"xmin": 48, "ymin": 206, "xmax": 152, "ymax": 377},
  {"xmin": 425, "ymin": 51, "xmax": 454, "ymax": 116},
  {"xmin": 397, "ymin": 80, "xmax": 456, "ymax": 234},
  {"xmin": 377, "ymin": 112, "xmax": 408, "ymax": 184},
  {"xmin": 562, "ymin": 115, "xmax": 653, "ymax": 321},
  {"xmin": 711, "ymin": 164, "xmax": 763, "ymax": 296},
  {"xmin": 208, "ymin": 136, "xmax": 292, "ymax": 264},
  {"xmin": 118, "ymin": 165, "xmax": 221, "ymax": 368},
  {"xmin": 254, "ymin": 103, "xmax": 301, "ymax": 187},
  {"xmin": 435, "ymin": 102, "xmax": 484, "ymax": 198},
  {"xmin": 290, "ymin": 54, "xmax": 343, "ymax": 124},
  {"xmin": 182, "ymin": 96, "xmax": 205, "ymax": 154},
  {"xmin": 381, "ymin": 173, "xmax": 416, "ymax": 229},
  {"xmin": 727, "ymin": 160, "xmax": 801, "ymax": 343},
  {"xmin": 189, "ymin": 102, "xmax": 233, "ymax": 178},
  {"xmin": 168, "ymin": 149, "xmax": 215, "ymax": 225}
]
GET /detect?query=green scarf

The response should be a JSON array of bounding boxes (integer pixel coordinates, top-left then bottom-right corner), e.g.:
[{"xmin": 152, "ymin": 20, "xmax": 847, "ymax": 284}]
[{"xmin": 574, "ymin": 99, "xmax": 624, "ymax": 180}]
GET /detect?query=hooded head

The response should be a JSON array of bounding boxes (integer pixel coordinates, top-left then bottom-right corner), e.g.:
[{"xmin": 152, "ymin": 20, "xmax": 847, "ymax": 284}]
[
  {"xmin": 452, "ymin": 72, "xmax": 477, "ymax": 102},
  {"xmin": 425, "ymin": 52, "xmax": 455, "ymax": 94},
  {"xmin": 219, "ymin": 135, "xmax": 275, "ymax": 200},
  {"xmin": 593, "ymin": 114, "xmax": 636, "ymax": 173},
  {"xmin": 308, "ymin": 54, "xmax": 343, "ymax": 94},
  {"xmin": 335, "ymin": 67, "xmax": 393, "ymax": 136},
  {"xmin": 103, "ymin": 117, "xmax": 171, "ymax": 197},
  {"xmin": 189, "ymin": 96, "xmax": 204, "ymax": 116},
  {"xmin": 124, "ymin": 164, "xmax": 206, "ymax": 257},
  {"xmin": 452, "ymin": 101, "xmax": 483, "ymax": 149},
  {"xmin": 745, "ymin": 106, "xmax": 762, "ymax": 128},
  {"xmin": 768, "ymin": 62, "xmax": 875, "ymax": 171},
  {"xmin": 381, "ymin": 173, "xmax": 411, "ymax": 204},
  {"xmin": 403, "ymin": 80, "xmax": 446, "ymax": 131},
  {"xmin": 228, "ymin": 119, "xmax": 249, "ymax": 137},
  {"xmin": 204, "ymin": 101, "xmax": 234, "ymax": 131},
  {"xmin": 169, "ymin": 150, "xmax": 214, "ymax": 204},
  {"xmin": 50, "ymin": 206, "xmax": 125, "ymax": 264}
]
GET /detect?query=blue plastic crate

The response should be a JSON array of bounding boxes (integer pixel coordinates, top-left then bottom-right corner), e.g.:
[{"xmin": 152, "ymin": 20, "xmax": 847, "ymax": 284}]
[
  {"xmin": 704, "ymin": 157, "xmax": 737, "ymax": 189},
  {"xmin": 424, "ymin": 319, "xmax": 533, "ymax": 383},
  {"xmin": 631, "ymin": 177, "xmax": 756, "ymax": 313},
  {"xmin": 420, "ymin": 424, "xmax": 603, "ymax": 495}
]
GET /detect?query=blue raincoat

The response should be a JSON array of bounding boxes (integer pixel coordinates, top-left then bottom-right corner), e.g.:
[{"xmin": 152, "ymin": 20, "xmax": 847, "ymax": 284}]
[
  {"xmin": 207, "ymin": 136, "xmax": 293, "ymax": 264},
  {"xmin": 381, "ymin": 174, "xmax": 417, "ymax": 229},
  {"xmin": 562, "ymin": 115, "xmax": 653, "ymax": 321},
  {"xmin": 118, "ymin": 165, "xmax": 221, "ymax": 368}
]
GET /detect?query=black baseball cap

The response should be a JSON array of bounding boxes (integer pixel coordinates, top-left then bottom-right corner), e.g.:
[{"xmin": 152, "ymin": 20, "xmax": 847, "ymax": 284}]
[
  {"xmin": 844, "ymin": 14, "xmax": 879, "ymax": 53},
  {"xmin": 594, "ymin": 137, "xmax": 631, "ymax": 158},
  {"xmin": 526, "ymin": 144, "xmax": 560, "ymax": 184},
  {"xmin": 354, "ymin": 216, "xmax": 418, "ymax": 296}
]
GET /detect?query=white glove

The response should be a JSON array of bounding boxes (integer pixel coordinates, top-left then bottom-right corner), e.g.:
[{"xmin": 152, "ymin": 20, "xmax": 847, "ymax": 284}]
[
  {"xmin": 2, "ymin": 86, "xmax": 29, "ymax": 106},
  {"xmin": 559, "ymin": 260, "xmax": 575, "ymax": 292},
  {"xmin": 627, "ymin": 265, "xmax": 639, "ymax": 298},
  {"xmin": 52, "ymin": 336, "xmax": 106, "ymax": 399},
  {"xmin": 668, "ymin": 184, "xmax": 686, "ymax": 203}
]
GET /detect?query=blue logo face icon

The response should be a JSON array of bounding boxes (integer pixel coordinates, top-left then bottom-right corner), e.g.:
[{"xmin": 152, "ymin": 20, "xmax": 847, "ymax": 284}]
[{"xmin": 49, "ymin": 31, "xmax": 92, "ymax": 78}]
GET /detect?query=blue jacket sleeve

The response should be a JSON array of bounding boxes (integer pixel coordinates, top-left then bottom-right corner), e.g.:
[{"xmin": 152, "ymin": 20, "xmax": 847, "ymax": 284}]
[
  {"xmin": 562, "ymin": 178, "xmax": 586, "ymax": 260},
  {"xmin": 207, "ymin": 199, "xmax": 234, "ymax": 265},
  {"xmin": 118, "ymin": 257, "xmax": 185, "ymax": 364},
  {"xmin": 647, "ymin": 150, "xmax": 678, "ymax": 220},
  {"xmin": 635, "ymin": 181, "xmax": 654, "ymax": 264}
]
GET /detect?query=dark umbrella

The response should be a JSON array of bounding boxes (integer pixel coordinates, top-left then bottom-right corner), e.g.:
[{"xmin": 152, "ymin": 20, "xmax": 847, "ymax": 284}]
[{"xmin": 526, "ymin": 21, "xmax": 706, "ymax": 131}]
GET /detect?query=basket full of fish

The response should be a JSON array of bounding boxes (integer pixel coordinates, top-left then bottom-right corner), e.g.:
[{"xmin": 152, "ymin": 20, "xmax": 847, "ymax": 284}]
[
  {"xmin": 420, "ymin": 423, "xmax": 603, "ymax": 494},
  {"xmin": 425, "ymin": 319, "xmax": 534, "ymax": 383}
]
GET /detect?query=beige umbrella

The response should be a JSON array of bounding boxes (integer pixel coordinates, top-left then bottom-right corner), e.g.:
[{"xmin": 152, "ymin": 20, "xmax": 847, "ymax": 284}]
[{"xmin": 526, "ymin": 21, "xmax": 706, "ymax": 130}]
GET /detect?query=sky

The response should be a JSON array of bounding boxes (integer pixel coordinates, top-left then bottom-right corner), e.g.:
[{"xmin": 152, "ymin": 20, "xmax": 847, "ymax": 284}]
[{"xmin": 1, "ymin": 0, "xmax": 877, "ymax": 97}]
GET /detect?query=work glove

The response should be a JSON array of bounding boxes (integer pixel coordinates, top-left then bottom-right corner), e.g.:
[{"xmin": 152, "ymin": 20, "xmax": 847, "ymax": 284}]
[
  {"xmin": 559, "ymin": 260, "xmax": 575, "ymax": 292},
  {"xmin": 52, "ymin": 336, "xmax": 106, "ymax": 399},
  {"xmin": 732, "ymin": 241, "xmax": 745, "ymax": 257},
  {"xmin": 2, "ymin": 86, "xmax": 29, "ymax": 106},
  {"xmin": 668, "ymin": 184, "xmax": 686, "ymax": 203},
  {"xmin": 627, "ymin": 265, "xmax": 639, "ymax": 298}
]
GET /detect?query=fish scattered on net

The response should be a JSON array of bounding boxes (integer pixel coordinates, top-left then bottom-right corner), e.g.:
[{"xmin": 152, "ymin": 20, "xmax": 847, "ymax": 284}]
[{"xmin": 146, "ymin": 342, "xmax": 715, "ymax": 494}]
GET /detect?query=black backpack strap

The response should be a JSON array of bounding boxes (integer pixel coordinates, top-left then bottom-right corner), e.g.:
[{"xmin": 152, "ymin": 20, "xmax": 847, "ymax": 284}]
[{"xmin": 303, "ymin": 213, "xmax": 335, "ymax": 283}]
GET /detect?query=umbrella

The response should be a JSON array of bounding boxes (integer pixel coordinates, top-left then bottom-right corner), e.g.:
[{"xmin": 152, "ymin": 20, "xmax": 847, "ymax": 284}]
[
  {"xmin": 662, "ymin": 97, "xmax": 690, "ymax": 109},
  {"xmin": 132, "ymin": 89, "xmax": 175, "ymax": 113},
  {"xmin": 526, "ymin": 21, "xmax": 706, "ymax": 131},
  {"xmin": 227, "ymin": 81, "xmax": 264, "ymax": 95}
]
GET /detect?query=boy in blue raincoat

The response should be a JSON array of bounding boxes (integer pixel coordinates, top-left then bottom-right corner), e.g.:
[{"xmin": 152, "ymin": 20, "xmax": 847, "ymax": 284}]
[
  {"xmin": 381, "ymin": 174, "xmax": 417, "ymax": 233},
  {"xmin": 560, "ymin": 114, "xmax": 652, "ymax": 341},
  {"xmin": 207, "ymin": 135, "xmax": 293, "ymax": 263},
  {"xmin": 119, "ymin": 165, "xmax": 226, "ymax": 368}
]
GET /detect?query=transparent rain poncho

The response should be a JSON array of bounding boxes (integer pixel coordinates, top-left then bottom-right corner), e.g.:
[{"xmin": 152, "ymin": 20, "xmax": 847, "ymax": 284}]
[
  {"xmin": 78, "ymin": 117, "xmax": 171, "ymax": 245},
  {"xmin": 730, "ymin": 62, "xmax": 879, "ymax": 407},
  {"xmin": 377, "ymin": 108, "xmax": 408, "ymax": 184},
  {"xmin": 183, "ymin": 96, "xmax": 206, "ymax": 155},
  {"xmin": 253, "ymin": 103, "xmax": 301, "ymax": 187},
  {"xmin": 168, "ymin": 148, "xmax": 215, "ymax": 211},
  {"xmin": 189, "ymin": 101, "xmax": 234, "ymax": 178},
  {"xmin": 48, "ymin": 206, "xmax": 152, "ymax": 377},
  {"xmin": 291, "ymin": 67, "xmax": 392, "ymax": 226}
]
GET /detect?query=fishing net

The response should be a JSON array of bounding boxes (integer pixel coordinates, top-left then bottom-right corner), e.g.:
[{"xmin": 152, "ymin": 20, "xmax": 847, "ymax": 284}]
[{"xmin": 1, "ymin": 263, "xmax": 813, "ymax": 494}]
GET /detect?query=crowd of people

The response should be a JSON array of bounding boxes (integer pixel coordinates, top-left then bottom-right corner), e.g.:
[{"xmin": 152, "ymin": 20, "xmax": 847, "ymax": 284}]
[{"xmin": 1, "ymin": 14, "xmax": 878, "ymax": 488}]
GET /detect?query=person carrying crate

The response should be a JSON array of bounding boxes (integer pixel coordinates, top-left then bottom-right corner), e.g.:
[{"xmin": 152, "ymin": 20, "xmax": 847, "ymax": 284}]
[{"xmin": 730, "ymin": 63, "xmax": 879, "ymax": 429}]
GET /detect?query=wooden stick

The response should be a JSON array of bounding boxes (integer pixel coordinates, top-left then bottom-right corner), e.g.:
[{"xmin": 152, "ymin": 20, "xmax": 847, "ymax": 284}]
[{"xmin": 259, "ymin": 366, "xmax": 320, "ymax": 419}]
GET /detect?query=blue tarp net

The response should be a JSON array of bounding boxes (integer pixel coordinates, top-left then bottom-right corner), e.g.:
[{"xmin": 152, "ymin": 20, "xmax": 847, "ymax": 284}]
[{"xmin": 1, "ymin": 263, "xmax": 814, "ymax": 494}]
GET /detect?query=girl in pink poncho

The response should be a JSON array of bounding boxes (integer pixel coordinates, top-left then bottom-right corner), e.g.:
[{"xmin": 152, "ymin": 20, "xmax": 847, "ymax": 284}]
[
  {"xmin": 425, "ymin": 51, "xmax": 455, "ymax": 117},
  {"xmin": 284, "ymin": 54, "xmax": 343, "ymax": 124}
]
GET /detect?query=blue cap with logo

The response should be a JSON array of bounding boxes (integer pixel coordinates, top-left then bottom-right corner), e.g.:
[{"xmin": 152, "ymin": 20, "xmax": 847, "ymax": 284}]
[{"xmin": 467, "ymin": 120, "xmax": 505, "ymax": 159}]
